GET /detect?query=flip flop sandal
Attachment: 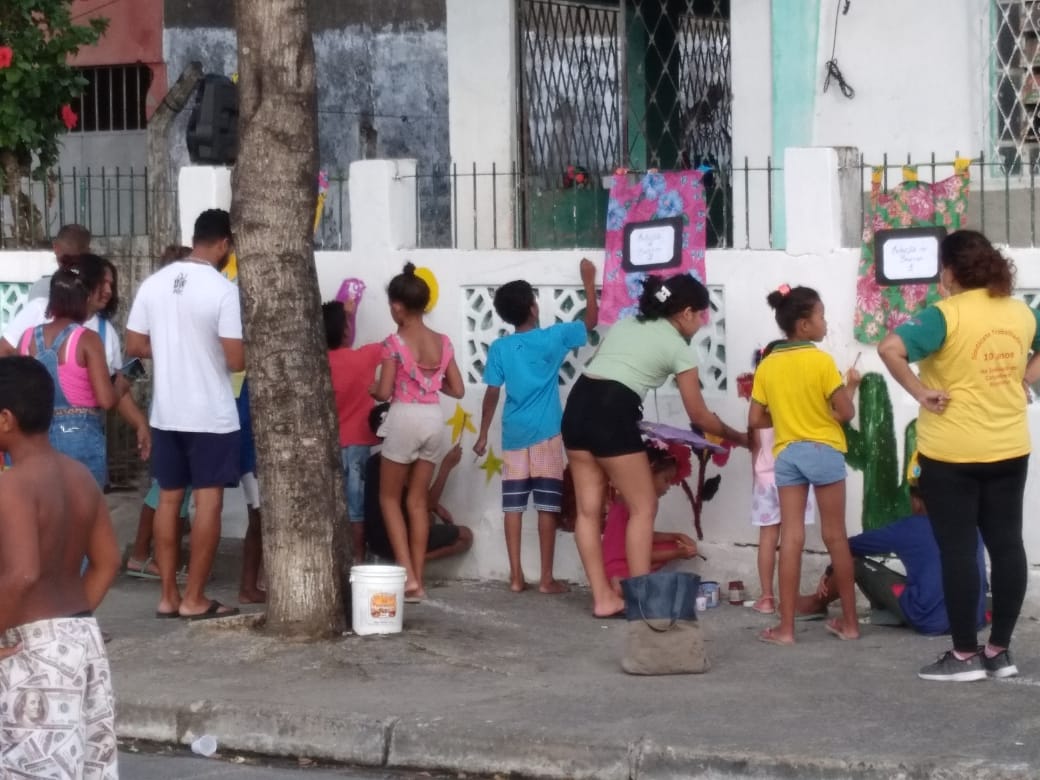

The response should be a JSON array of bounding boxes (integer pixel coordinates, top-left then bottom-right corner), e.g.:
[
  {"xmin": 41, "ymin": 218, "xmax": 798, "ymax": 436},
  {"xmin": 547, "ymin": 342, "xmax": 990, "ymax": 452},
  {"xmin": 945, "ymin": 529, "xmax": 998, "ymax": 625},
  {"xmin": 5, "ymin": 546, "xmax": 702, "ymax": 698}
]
[
  {"xmin": 182, "ymin": 600, "xmax": 240, "ymax": 622},
  {"xmin": 825, "ymin": 619, "xmax": 859, "ymax": 641},
  {"xmin": 795, "ymin": 610, "xmax": 828, "ymax": 622},
  {"xmin": 155, "ymin": 610, "xmax": 182, "ymax": 619},
  {"xmin": 125, "ymin": 557, "xmax": 160, "ymax": 580},
  {"xmin": 750, "ymin": 598, "xmax": 776, "ymax": 615},
  {"xmin": 757, "ymin": 627, "xmax": 795, "ymax": 647}
]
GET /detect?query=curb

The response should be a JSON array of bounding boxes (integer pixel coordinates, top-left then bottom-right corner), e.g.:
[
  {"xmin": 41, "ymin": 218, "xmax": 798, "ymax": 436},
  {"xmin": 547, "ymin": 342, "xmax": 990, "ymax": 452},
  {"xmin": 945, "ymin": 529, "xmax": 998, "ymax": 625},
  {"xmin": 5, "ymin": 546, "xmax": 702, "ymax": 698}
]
[{"xmin": 116, "ymin": 699, "xmax": 1036, "ymax": 779}]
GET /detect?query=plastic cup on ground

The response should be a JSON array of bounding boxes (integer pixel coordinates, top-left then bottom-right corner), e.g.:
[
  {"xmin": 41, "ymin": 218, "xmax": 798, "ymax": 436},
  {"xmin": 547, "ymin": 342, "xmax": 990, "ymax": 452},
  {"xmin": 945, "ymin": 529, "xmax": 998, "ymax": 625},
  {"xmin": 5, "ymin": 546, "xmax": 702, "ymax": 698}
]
[{"xmin": 191, "ymin": 735, "xmax": 218, "ymax": 758}]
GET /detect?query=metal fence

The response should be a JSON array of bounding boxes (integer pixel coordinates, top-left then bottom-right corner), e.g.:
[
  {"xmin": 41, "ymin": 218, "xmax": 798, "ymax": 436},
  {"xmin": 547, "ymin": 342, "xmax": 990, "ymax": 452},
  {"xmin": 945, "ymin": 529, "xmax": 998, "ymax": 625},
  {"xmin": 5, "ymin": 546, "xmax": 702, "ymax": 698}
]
[
  {"xmin": 853, "ymin": 152, "xmax": 1040, "ymax": 249},
  {"xmin": 404, "ymin": 159, "xmax": 770, "ymax": 250},
  {"xmin": 1, "ymin": 167, "xmax": 357, "ymax": 251}
]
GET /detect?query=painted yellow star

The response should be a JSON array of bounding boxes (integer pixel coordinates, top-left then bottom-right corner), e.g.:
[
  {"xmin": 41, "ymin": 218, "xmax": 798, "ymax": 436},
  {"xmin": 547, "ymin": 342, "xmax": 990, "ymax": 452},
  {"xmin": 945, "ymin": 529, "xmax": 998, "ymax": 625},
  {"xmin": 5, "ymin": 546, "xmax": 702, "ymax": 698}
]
[
  {"xmin": 445, "ymin": 403, "xmax": 477, "ymax": 444},
  {"xmin": 478, "ymin": 448, "xmax": 504, "ymax": 484}
]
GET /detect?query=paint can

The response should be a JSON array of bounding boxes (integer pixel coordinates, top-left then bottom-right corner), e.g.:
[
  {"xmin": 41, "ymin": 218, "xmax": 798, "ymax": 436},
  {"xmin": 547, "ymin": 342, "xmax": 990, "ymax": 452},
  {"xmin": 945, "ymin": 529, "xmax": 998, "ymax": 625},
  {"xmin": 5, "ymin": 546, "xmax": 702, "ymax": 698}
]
[
  {"xmin": 728, "ymin": 580, "xmax": 746, "ymax": 605},
  {"xmin": 695, "ymin": 595, "xmax": 708, "ymax": 612},
  {"xmin": 349, "ymin": 564, "xmax": 407, "ymax": 635},
  {"xmin": 699, "ymin": 581, "xmax": 720, "ymax": 608}
]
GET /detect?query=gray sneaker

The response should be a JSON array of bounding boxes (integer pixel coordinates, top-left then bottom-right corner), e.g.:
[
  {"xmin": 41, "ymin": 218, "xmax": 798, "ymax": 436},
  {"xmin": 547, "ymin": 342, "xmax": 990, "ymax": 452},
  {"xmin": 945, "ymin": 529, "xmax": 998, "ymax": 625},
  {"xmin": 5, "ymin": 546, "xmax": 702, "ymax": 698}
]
[
  {"xmin": 918, "ymin": 650, "xmax": 987, "ymax": 682},
  {"xmin": 982, "ymin": 649, "xmax": 1019, "ymax": 679}
]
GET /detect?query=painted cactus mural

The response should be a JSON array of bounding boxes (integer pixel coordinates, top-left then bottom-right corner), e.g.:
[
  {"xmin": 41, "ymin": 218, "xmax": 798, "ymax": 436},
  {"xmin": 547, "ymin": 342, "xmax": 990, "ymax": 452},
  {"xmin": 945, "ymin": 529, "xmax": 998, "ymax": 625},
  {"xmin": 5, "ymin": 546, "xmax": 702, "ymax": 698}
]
[{"xmin": 844, "ymin": 373, "xmax": 917, "ymax": 530}]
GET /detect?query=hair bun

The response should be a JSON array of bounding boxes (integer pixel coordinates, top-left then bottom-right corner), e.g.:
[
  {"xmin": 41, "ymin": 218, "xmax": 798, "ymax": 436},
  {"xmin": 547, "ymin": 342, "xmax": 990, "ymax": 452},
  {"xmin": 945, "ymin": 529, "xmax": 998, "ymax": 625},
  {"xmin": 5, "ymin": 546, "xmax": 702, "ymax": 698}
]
[{"xmin": 402, "ymin": 262, "xmax": 416, "ymax": 275}]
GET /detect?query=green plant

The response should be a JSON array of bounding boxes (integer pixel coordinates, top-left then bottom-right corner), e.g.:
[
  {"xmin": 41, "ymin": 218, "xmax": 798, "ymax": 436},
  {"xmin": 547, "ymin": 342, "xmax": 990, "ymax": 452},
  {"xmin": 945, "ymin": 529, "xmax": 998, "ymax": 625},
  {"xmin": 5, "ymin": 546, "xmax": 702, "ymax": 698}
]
[
  {"xmin": 844, "ymin": 372, "xmax": 917, "ymax": 530},
  {"xmin": 0, "ymin": 0, "xmax": 107, "ymax": 245}
]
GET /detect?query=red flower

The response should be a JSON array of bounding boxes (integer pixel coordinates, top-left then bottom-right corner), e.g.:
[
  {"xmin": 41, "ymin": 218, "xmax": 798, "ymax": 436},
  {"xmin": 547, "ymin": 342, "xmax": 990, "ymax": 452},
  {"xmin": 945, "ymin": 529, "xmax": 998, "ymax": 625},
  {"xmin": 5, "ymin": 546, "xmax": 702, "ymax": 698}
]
[
  {"xmin": 0, "ymin": 46, "xmax": 13, "ymax": 69},
  {"xmin": 61, "ymin": 104, "xmax": 78, "ymax": 130}
]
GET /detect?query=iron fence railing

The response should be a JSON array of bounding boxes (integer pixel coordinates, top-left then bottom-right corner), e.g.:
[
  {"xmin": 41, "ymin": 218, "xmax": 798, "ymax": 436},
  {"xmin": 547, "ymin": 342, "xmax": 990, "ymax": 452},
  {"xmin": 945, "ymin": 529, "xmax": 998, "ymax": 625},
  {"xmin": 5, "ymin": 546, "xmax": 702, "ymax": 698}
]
[
  {"xmin": 1, "ymin": 168, "xmax": 355, "ymax": 251},
  {"xmin": 852, "ymin": 152, "xmax": 1040, "ymax": 248},
  {"xmin": 401, "ymin": 159, "xmax": 776, "ymax": 250}
]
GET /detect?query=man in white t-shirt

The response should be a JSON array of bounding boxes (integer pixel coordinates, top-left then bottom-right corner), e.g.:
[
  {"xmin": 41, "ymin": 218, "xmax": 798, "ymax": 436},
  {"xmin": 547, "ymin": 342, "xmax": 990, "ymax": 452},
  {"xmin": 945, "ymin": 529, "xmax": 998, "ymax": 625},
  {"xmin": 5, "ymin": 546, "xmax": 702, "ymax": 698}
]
[{"xmin": 126, "ymin": 209, "xmax": 245, "ymax": 621}]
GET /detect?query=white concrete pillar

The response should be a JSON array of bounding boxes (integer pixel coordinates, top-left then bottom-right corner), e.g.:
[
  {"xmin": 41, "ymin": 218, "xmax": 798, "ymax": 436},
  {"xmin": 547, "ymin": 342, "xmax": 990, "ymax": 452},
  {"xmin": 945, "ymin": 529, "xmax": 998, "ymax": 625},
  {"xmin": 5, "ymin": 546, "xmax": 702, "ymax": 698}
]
[
  {"xmin": 783, "ymin": 146, "xmax": 859, "ymax": 255},
  {"xmin": 446, "ymin": 0, "xmax": 517, "ymax": 249},
  {"xmin": 177, "ymin": 166, "xmax": 232, "ymax": 246},
  {"xmin": 730, "ymin": 0, "xmax": 774, "ymax": 249},
  {"xmin": 347, "ymin": 159, "xmax": 418, "ymax": 251}
]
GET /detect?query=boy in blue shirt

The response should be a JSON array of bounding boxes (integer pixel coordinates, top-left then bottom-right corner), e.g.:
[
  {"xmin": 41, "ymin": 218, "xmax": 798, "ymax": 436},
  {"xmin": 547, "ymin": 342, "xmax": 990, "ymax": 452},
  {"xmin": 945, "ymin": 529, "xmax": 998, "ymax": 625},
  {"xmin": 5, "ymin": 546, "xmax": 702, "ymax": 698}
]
[{"xmin": 474, "ymin": 259, "xmax": 597, "ymax": 593}]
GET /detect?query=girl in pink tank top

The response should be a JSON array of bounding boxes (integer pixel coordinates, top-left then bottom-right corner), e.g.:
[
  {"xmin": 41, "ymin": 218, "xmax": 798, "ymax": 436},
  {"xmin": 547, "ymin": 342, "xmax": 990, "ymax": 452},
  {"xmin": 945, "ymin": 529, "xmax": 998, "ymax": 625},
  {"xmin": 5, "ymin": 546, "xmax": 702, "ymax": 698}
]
[
  {"xmin": 371, "ymin": 263, "xmax": 465, "ymax": 601},
  {"xmin": 18, "ymin": 267, "xmax": 129, "ymax": 486}
]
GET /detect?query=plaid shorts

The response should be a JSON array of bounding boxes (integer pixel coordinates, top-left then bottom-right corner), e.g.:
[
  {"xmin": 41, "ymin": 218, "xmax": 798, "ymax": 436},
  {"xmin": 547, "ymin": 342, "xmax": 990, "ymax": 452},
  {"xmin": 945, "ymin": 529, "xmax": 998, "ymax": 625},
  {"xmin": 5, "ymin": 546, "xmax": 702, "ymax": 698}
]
[{"xmin": 502, "ymin": 435, "xmax": 565, "ymax": 513}]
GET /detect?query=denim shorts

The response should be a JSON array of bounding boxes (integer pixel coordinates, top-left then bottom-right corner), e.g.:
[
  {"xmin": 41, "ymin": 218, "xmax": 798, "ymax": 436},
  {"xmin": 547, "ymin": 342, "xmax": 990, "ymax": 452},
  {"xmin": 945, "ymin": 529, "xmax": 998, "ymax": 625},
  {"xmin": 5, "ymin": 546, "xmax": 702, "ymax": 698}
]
[
  {"xmin": 341, "ymin": 445, "xmax": 371, "ymax": 522},
  {"xmin": 774, "ymin": 441, "xmax": 847, "ymax": 488}
]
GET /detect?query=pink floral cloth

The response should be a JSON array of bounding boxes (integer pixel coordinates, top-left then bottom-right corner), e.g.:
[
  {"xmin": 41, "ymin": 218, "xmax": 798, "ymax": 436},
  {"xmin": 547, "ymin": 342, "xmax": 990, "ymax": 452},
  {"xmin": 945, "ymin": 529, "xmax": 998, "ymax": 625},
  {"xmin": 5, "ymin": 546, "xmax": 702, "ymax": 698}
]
[
  {"xmin": 600, "ymin": 171, "xmax": 708, "ymax": 325},
  {"xmin": 853, "ymin": 167, "xmax": 970, "ymax": 343}
]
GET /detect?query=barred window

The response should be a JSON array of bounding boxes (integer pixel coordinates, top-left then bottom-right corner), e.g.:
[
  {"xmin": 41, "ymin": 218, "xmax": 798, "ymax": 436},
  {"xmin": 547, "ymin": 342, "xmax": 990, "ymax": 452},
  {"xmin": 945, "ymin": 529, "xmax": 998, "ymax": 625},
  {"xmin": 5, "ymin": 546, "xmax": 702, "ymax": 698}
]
[
  {"xmin": 72, "ymin": 65, "xmax": 153, "ymax": 133},
  {"xmin": 993, "ymin": 1, "xmax": 1040, "ymax": 170}
]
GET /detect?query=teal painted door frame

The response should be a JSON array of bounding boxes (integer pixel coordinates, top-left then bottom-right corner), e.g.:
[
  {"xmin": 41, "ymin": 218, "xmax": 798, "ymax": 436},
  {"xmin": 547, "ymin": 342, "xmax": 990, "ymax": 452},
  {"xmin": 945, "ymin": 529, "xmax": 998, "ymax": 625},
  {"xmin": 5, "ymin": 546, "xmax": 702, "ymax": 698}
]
[{"xmin": 771, "ymin": 0, "xmax": 821, "ymax": 249}]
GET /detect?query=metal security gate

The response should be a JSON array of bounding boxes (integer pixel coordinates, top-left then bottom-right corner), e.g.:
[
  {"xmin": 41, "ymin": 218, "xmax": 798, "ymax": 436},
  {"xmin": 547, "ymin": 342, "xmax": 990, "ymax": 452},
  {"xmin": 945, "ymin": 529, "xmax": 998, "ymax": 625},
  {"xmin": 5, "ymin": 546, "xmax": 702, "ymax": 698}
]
[{"xmin": 517, "ymin": 0, "xmax": 732, "ymax": 246}]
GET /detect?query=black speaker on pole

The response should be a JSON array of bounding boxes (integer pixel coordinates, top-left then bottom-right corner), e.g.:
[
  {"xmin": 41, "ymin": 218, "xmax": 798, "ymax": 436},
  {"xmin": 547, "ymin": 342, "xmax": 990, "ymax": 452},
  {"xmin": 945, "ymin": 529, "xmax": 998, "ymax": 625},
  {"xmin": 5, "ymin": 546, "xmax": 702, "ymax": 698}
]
[{"xmin": 186, "ymin": 74, "xmax": 239, "ymax": 165}]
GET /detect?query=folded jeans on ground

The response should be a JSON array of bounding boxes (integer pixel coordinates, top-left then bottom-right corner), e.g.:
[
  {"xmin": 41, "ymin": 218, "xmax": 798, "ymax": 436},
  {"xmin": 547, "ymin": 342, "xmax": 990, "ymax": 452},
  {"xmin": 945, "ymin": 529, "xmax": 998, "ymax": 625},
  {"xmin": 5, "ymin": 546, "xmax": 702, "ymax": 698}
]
[{"xmin": 620, "ymin": 571, "xmax": 709, "ymax": 675}]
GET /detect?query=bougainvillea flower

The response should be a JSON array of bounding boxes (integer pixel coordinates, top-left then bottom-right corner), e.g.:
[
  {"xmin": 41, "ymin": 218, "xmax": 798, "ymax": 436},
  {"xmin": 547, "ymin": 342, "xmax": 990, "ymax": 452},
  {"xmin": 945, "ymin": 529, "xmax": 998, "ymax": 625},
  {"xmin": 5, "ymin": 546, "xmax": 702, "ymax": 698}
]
[
  {"xmin": 0, "ymin": 47, "xmax": 13, "ymax": 69},
  {"xmin": 61, "ymin": 104, "xmax": 78, "ymax": 130}
]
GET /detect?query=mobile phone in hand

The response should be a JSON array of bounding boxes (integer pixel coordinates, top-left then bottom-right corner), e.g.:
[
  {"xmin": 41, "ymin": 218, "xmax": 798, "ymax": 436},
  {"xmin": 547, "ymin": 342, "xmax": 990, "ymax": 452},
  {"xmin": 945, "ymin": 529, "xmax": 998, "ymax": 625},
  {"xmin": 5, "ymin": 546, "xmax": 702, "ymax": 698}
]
[{"xmin": 121, "ymin": 357, "xmax": 146, "ymax": 380}]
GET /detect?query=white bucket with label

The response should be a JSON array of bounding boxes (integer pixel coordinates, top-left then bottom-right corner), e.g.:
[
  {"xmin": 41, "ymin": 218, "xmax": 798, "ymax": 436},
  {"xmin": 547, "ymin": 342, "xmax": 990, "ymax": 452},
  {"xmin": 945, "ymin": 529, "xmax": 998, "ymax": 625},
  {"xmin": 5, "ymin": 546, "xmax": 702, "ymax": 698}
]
[{"xmin": 349, "ymin": 564, "xmax": 407, "ymax": 635}]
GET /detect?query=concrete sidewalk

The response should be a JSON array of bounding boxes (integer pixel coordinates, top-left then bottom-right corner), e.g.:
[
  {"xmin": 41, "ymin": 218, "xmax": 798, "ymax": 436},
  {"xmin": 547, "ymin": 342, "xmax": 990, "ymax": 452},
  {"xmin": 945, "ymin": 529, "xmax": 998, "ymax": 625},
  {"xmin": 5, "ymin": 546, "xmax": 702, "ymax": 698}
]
[{"xmin": 100, "ymin": 491, "xmax": 1040, "ymax": 779}]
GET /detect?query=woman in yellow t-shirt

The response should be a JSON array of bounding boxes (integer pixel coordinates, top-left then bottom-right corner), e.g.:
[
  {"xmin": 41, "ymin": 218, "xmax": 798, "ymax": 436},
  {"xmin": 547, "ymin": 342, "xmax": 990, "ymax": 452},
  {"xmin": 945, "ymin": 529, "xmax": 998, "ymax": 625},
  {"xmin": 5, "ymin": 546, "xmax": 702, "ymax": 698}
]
[
  {"xmin": 748, "ymin": 285, "xmax": 861, "ymax": 646},
  {"xmin": 879, "ymin": 230, "xmax": 1040, "ymax": 683}
]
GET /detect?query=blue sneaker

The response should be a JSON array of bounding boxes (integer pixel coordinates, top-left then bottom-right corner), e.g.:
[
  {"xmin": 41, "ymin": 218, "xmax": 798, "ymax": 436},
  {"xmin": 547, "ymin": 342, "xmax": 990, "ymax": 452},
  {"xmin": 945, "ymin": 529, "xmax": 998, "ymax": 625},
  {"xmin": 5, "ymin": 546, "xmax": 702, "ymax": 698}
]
[{"xmin": 918, "ymin": 650, "xmax": 987, "ymax": 682}]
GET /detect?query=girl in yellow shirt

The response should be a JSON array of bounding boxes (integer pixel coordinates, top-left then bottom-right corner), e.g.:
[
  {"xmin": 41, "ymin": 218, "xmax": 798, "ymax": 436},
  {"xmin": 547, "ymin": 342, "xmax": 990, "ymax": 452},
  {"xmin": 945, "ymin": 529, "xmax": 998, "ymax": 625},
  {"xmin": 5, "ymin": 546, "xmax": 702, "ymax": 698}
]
[{"xmin": 749, "ymin": 285, "xmax": 861, "ymax": 646}]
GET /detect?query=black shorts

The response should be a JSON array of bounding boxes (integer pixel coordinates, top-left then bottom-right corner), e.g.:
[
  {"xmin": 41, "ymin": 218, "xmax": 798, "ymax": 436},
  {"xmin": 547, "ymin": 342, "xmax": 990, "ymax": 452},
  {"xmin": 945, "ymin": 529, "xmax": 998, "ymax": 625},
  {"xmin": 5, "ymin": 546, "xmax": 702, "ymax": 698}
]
[
  {"xmin": 151, "ymin": 428, "xmax": 242, "ymax": 490},
  {"xmin": 367, "ymin": 520, "xmax": 460, "ymax": 560},
  {"xmin": 561, "ymin": 375, "xmax": 644, "ymax": 457}
]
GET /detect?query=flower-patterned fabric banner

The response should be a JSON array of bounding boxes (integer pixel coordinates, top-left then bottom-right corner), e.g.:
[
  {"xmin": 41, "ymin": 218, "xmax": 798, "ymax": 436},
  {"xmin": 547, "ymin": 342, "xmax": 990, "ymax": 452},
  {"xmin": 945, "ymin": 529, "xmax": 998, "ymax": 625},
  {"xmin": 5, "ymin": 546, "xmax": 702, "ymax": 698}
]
[
  {"xmin": 853, "ymin": 161, "xmax": 970, "ymax": 343},
  {"xmin": 601, "ymin": 171, "xmax": 707, "ymax": 324}
]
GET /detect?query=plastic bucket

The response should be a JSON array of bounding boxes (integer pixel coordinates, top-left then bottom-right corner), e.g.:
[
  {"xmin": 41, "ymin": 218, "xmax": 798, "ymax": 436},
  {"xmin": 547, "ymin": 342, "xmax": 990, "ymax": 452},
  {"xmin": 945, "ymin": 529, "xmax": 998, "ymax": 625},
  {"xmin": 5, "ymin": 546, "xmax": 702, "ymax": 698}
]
[{"xmin": 349, "ymin": 564, "xmax": 407, "ymax": 635}]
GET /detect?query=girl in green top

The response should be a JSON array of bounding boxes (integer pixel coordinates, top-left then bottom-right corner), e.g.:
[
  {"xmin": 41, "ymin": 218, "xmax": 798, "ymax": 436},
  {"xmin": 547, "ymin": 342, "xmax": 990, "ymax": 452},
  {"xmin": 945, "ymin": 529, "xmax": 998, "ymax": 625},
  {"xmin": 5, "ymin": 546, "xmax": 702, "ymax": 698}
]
[{"xmin": 561, "ymin": 273, "xmax": 748, "ymax": 618}]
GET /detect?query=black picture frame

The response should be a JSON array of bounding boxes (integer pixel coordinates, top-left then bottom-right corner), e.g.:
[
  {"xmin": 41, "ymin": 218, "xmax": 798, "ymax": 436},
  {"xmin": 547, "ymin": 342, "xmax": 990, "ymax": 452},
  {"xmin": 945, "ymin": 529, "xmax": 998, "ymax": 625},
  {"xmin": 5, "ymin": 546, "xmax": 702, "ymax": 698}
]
[
  {"xmin": 874, "ymin": 226, "xmax": 946, "ymax": 286},
  {"xmin": 622, "ymin": 216, "xmax": 684, "ymax": 273}
]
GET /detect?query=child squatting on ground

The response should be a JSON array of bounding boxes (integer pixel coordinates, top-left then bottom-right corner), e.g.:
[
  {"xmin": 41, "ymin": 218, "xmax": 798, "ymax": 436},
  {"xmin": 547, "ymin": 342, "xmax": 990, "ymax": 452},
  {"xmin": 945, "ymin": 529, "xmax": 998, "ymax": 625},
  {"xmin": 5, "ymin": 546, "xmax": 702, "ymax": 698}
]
[
  {"xmin": 0, "ymin": 356, "xmax": 122, "ymax": 778},
  {"xmin": 371, "ymin": 263, "xmax": 465, "ymax": 602},
  {"xmin": 749, "ymin": 285, "xmax": 861, "ymax": 645},
  {"xmin": 474, "ymin": 258, "xmax": 598, "ymax": 593},
  {"xmin": 601, "ymin": 441, "xmax": 698, "ymax": 595}
]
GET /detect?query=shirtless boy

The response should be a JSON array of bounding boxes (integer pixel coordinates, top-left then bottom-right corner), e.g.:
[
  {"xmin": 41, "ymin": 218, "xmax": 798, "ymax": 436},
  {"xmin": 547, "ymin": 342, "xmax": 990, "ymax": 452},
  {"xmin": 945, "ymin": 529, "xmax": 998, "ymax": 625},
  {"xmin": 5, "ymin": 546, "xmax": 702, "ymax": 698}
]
[{"xmin": 0, "ymin": 356, "xmax": 122, "ymax": 779}]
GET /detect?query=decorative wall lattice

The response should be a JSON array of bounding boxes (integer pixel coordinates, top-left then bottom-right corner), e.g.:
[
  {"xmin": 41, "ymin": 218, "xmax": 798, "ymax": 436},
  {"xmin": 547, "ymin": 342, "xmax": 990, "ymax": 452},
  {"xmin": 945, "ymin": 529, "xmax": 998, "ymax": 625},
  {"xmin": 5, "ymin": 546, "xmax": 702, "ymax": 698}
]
[
  {"xmin": 463, "ymin": 283, "xmax": 726, "ymax": 393},
  {"xmin": 0, "ymin": 283, "xmax": 30, "ymax": 331}
]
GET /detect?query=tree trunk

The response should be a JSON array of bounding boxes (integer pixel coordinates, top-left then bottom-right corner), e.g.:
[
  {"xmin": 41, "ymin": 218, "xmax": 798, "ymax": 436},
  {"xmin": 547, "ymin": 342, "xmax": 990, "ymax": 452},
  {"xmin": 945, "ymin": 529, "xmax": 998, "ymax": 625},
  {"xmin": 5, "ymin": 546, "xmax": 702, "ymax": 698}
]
[
  {"xmin": 232, "ymin": 0, "xmax": 349, "ymax": 638},
  {"xmin": 147, "ymin": 61, "xmax": 203, "ymax": 265}
]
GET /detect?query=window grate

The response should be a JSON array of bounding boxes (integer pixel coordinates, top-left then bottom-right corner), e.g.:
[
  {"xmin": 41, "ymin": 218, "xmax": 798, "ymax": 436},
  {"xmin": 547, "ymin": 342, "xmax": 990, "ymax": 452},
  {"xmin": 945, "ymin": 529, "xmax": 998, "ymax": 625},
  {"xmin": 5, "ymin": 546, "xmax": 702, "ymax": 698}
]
[{"xmin": 72, "ymin": 65, "xmax": 153, "ymax": 133}]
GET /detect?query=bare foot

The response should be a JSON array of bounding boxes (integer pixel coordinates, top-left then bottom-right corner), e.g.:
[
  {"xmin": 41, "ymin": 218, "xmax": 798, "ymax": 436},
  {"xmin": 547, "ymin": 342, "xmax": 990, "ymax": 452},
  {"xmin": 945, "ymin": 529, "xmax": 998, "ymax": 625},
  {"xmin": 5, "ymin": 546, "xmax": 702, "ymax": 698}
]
[
  {"xmin": 538, "ymin": 579, "xmax": 570, "ymax": 594},
  {"xmin": 825, "ymin": 617, "xmax": 860, "ymax": 641},
  {"xmin": 592, "ymin": 593, "xmax": 625, "ymax": 618},
  {"xmin": 758, "ymin": 626, "xmax": 795, "ymax": 646},
  {"xmin": 510, "ymin": 579, "xmax": 528, "ymax": 593},
  {"xmin": 405, "ymin": 587, "xmax": 427, "ymax": 604},
  {"xmin": 239, "ymin": 588, "xmax": 267, "ymax": 604}
]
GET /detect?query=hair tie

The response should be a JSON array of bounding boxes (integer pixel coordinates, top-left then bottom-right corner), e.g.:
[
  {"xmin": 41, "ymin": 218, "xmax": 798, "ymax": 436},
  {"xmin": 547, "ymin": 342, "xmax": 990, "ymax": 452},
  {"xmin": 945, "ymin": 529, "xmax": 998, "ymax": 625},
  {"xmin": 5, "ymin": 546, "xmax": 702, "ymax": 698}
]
[
  {"xmin": 655, "ymin": 286, "xmax": 672, "ymax": 303},
  {"xmin": 777, "ymin": 283, "xmax": 791, "ymax": 296}
]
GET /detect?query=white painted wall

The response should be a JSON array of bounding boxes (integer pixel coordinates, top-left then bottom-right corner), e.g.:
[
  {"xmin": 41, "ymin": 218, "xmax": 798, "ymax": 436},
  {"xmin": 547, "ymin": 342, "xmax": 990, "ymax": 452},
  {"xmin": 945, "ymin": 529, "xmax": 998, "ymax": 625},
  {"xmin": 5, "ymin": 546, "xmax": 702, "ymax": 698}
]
[
  {"xmin": 811, "ymin": 0, "xmax": 989, "ymax": 163},
  {"xmin": 445, "ymin": 0, "xmax": 517, "ymax": 250},
  {"xmin": 730, "ymin": 0, "xmax": 774, "ymax": 249}
]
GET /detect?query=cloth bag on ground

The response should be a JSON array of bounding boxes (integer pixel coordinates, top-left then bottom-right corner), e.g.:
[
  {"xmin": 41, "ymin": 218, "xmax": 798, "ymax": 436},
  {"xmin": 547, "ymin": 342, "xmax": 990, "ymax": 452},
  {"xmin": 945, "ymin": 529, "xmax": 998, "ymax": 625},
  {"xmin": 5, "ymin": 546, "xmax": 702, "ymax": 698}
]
[{"xmin": 620, "ymin": 571, "xmax": 709, "ymax": 675}]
